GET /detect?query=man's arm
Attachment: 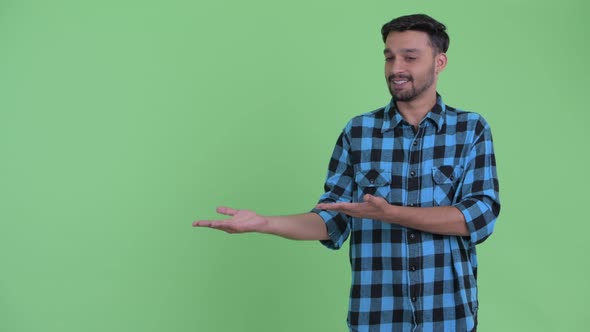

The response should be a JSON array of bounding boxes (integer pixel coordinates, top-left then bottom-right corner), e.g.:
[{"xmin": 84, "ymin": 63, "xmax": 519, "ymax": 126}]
[
  {"xmin": 316, "ymin": 194, "xmax": 468, "ymax": 236},
  {"xmin": 193, "ymin": 207, "xmax": 329, "ymax": 241}
]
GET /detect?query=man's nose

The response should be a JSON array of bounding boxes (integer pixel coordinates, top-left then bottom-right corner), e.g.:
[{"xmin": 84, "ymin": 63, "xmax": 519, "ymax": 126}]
[
  {"xmin": 387, "ymin": 60, "xmax": 405, "ymax": 75},
  {"xmin": 389, "ymin": 60, "xmax": 405, "ymax": 76}
]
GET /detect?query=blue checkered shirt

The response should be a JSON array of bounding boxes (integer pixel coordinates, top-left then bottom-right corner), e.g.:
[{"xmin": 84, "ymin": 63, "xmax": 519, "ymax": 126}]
[{"xmin": 312, "ymin": 95, "xmax": 500, "ymax": 332}]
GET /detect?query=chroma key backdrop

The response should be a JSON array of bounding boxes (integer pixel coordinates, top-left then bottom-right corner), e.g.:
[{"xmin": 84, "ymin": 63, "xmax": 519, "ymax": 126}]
[{"xmin": 0, "ymin": 0, "xmax": 588, "ymax": 331}]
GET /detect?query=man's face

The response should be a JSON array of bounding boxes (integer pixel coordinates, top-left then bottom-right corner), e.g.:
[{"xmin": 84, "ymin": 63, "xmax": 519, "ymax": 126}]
[{"xmin": 383, "ymin": 30, "xmax": 444, "ymax": 102}]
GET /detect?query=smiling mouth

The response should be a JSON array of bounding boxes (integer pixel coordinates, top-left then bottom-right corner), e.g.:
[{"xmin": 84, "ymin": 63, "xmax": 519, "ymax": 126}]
[
  {"xmin": 389, "ymin": 75, "xmax": 412, "ymax": 86},
  {"xmin": 390, "ymin": 79, "xmax": 411, "ymax": 89}
]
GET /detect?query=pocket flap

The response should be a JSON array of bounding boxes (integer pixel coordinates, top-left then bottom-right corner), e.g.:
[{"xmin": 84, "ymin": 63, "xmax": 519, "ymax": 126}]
[
  {"xmin": 355, "ymin": 169, "xmax": 391, "ymax": 187},
  {"xmin": 432, "ymin": 165, "xmax": 463, "ymax": 185}
]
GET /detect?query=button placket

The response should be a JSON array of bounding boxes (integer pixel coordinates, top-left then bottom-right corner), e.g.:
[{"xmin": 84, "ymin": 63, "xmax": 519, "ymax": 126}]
[
  {"xmin": 407, "ymin": 231, "xmax": 421, "ymax": 312},
  {"xmin": 405, "ymin": 125, "xmax": 424, "ymax": 315}
]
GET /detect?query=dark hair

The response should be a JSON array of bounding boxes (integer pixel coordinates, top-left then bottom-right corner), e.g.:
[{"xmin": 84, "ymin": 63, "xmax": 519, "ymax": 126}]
[{"xmin": 381, "ymin": 14, "xmax": 450, "ymax": 53}]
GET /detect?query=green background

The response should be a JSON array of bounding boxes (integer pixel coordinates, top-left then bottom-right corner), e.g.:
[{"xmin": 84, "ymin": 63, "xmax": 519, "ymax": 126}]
[{"xmin": 1, "ymin": 0, "xmax": 588, "ymax": 331}]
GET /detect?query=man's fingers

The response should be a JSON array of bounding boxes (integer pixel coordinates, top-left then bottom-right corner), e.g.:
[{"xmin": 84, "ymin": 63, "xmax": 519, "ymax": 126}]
[
  {"xmin": 192, "ymin": 220, "xmax": 219, "ymax": 227},
  {"xmin": 316, "ymin": 204, "xmax": 332, "ymax": 210},
  {"xmin": 193, "ymin": 207, "xmax": 238, "ymax": 227},
  {"xmin": 316, "ymin": 202, "xmax": 355, "ymax": 211},
  {"xmin": 192, "ymin": 220, "xmax": 206, "ymax": 227},
  {"xmin": 316, "ymin": 202, "xmax": 341, "ymax": 209},
  {"xmin": 193, "ymin": 220, "xmax": 235, "ymax": 232},
  {"xmin": 204, "ymin": 221, "xmax": 241, "ymax": 234}
]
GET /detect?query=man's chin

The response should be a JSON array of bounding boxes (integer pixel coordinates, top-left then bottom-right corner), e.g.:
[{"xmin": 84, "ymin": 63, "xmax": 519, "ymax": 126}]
[
  {"xmin": 390, "ymin": 91, "xmax": 415, "ymax": 102},
  {"xmin": 389, "ymin": 85, "xmax": 412, "ymax": 100}
]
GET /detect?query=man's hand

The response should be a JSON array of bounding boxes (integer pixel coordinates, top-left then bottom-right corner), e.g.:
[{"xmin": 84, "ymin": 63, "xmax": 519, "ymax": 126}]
[
  {"xmin": 192, "ymin": 207, "xmax": 269, "ymax": 234},
  {"xmin": 315, "ymin": 194, "xmax": 392, "ymax": 222}
]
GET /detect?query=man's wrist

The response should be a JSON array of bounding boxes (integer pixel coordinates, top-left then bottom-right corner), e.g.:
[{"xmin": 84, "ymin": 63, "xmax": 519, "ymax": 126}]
[
  {"xmin": 384, "ymin": 204, "xmax": 400, "ymax": 224},
  {"xmin": 259, "ymin": 216, "xmax": 275, "ymax": 235}
]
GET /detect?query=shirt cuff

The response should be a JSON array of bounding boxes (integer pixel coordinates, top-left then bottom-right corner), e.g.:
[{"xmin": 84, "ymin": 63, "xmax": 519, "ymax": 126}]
[
  {"xmin": 311, "ymin": 208, "xmax": 348, "ymax": 250},
  {"xmin": 454, "ymin": 198, "xmax": 497, "ymax": 245}
]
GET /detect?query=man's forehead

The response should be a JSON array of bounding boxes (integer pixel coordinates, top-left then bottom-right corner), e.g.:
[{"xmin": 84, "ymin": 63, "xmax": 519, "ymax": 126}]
[{"xmin": 384, "ymin": 31, "xmax": 432, "ymax": 53}]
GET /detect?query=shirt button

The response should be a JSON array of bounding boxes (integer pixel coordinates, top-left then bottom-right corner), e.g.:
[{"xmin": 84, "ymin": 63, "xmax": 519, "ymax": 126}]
[
  {"xmin": 413, "ymin": 140, "xmax": 418, "ymax": 146},
  {"xmin": 411, "ymin": 297, "xmax": 417, "ymax": 302},
  {"xmin": 409, "ymin": 233, "xmax": 416, "ymax": 240},
  {"xmin": 410, "ymin": 265, "xmax": 416, "ymax": 271},
  {"xmin": 410, "ymin": 171, "xmax": 416, "ymax": 177},
  {"xmin": 409, "ymin": 203, "xmax": 416, "ymax": 207}
]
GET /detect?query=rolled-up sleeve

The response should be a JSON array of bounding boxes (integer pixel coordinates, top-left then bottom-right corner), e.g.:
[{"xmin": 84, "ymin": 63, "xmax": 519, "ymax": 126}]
[
  {"xmin": 311, "ymin": 125, "xmax": 355, "ymax": 250},
  {"xmin": 454, "ymin": 118, "xmax": 501, "ymax": 245}
]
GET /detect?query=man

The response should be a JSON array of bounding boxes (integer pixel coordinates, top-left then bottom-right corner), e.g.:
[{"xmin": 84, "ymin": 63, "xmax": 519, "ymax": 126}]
[{"xmin": 194, "ymin": 14, "xmax": 500, "ymax": 332}]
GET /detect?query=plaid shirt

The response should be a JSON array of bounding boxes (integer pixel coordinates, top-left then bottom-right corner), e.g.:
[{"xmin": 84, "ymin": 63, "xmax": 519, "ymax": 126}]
[{"xmin": 312, "ymin": 95, "xmax": 500, "ymax": 332}]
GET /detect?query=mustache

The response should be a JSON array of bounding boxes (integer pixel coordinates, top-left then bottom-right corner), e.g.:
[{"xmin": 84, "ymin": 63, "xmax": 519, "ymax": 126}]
[{"xmin": 388, "ymin": 74, "xmax": 412, "ymax": 82}]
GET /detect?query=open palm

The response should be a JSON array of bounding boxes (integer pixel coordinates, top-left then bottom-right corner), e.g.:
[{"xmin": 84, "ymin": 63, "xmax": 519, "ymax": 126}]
[{"xmin": 193, "ymin": 207, "xmax": 269, "ymax": 234}]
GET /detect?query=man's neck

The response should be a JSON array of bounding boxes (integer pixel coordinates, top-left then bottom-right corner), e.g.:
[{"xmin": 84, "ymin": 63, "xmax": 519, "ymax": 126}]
[{"xmin": 396, "ymin": 92, "xmax": 438, "ymax": 129}]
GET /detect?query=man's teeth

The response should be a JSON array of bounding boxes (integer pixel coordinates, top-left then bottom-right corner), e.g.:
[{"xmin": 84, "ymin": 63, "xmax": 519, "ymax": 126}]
[{"xmin": 393, "ymin": 80, "xmax": 408, "ymax": 85}]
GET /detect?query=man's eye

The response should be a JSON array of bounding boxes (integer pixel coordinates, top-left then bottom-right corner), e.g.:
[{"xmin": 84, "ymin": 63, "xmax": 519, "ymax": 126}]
[
  {"xmin": 385, "ymin": 57, "xmax": 393, "ymax": 62},
  {"xmin": 406, "ymin": 57, "xmax": 416, "ymax": 61}
]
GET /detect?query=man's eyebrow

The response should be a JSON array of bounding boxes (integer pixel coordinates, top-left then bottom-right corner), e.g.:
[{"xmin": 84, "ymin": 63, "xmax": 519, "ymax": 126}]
[{"xmin": 383, "ymin": 48, "xmax": 422, "ymax": 54}]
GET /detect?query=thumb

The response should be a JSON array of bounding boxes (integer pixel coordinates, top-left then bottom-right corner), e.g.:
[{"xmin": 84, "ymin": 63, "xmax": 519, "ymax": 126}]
[
  {"xmin": 217, "ymin": 206, "xmax": 238, "ymax": 216},
  {"xmin": 364, "ymin": 194, "xmax": 385, "ymax": 207},
  {"xmin": 363, "ymin": 194, "xmax": 376, "ymax": 203}
]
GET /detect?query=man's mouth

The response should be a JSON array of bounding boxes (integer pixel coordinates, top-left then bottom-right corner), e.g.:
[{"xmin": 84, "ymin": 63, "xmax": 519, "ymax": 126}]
[
  {"xmin": 390, "ymin": 78, "xmax": 411, "ymax": 90},
  {"xmin": 389, "ymin": 76, "xmax": 412, "ymax": 87}
]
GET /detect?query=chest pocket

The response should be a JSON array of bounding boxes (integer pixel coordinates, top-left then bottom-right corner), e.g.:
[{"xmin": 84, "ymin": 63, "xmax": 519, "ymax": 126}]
[
  {"xmin": 432, "ymin": 165, "xmax": 463, "ymax": 206},
  {"xmin": 354, "ymin": 169, "xmax": 391, "ymax": 202}
]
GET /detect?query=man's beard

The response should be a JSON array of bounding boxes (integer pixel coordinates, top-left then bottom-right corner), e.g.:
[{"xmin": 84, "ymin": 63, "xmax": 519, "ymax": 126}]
[{"xmin": 388, "ymin": 66, "xmax": 436, "ymax": 102}]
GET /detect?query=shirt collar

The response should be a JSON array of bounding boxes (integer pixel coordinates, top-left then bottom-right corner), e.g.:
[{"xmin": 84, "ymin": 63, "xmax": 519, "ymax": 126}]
[{"xmin": 382, "ymin": 94, "xmax": 446, "ymax": 133}]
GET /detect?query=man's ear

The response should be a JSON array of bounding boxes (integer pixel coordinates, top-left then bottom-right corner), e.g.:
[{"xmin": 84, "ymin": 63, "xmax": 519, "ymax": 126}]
[{"xmin": 435, "ymin": 53, "xmax": 448, "ymax": 74}]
